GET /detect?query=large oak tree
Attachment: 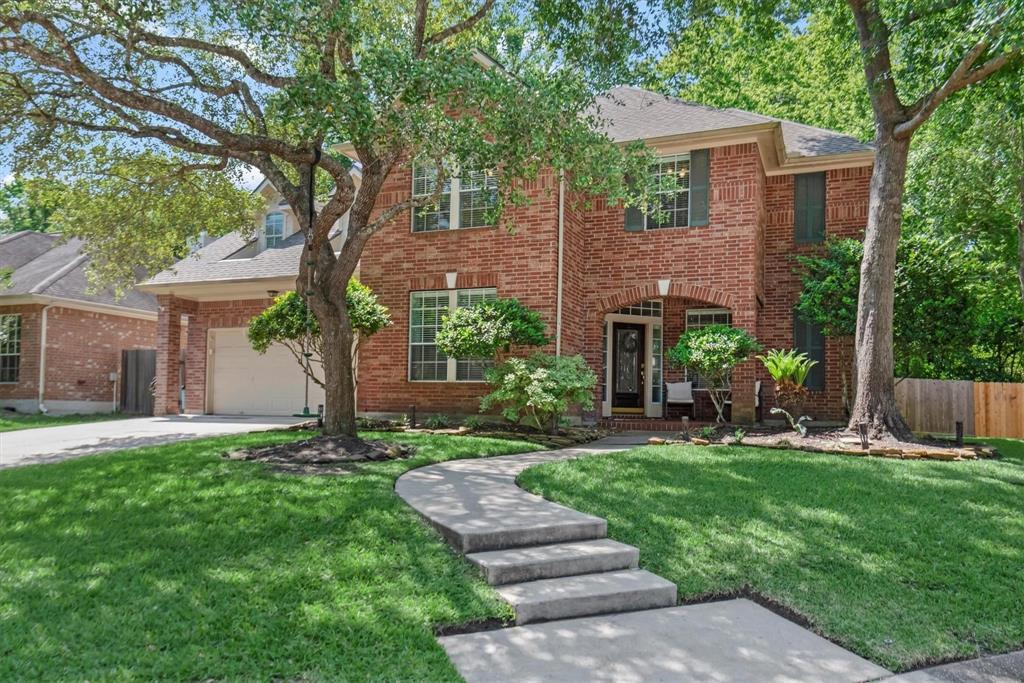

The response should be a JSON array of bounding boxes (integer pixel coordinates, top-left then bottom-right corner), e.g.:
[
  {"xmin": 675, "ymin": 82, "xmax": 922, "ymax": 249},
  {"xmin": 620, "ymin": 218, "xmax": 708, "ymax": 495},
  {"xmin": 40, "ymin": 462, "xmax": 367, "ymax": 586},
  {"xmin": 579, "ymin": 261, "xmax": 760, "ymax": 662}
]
[{"xmin": 0, "ymin": 0, "xmax": 659, "ymax": 436}]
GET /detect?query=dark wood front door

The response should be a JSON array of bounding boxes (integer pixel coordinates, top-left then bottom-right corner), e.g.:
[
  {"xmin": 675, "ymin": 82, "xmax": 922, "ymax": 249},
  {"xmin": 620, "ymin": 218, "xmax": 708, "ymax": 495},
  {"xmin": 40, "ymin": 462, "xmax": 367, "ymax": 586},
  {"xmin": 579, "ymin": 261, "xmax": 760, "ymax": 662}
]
[{"xmin": 612, "ymin": 322, "xmax": 645, "ymax": 412}]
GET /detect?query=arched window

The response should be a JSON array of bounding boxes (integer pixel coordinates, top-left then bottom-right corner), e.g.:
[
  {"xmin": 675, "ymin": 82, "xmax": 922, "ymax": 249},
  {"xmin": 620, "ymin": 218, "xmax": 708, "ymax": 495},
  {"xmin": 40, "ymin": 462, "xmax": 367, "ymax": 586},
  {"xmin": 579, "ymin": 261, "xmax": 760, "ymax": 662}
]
[{"xmin": 264, "ymin": 212, "xmax": 285, "ymax": 247}]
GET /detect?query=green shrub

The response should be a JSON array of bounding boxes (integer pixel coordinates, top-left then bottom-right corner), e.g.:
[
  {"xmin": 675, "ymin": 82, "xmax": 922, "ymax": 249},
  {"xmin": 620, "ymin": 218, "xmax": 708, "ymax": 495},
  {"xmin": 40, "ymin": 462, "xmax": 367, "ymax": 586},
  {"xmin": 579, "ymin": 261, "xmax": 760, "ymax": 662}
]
[
  {"xmin": 424, "ymin": 414, "xmax": 451, "ymax": 429},
  {"xmin": 733, "ymin": 427, "xmax": 746, "ymax": 444},
  {"xmin": 667, "ymin": 325, "xmax": 760, "ymax": 423},
  {"xmin": 698, "ymin": 425, "xmax": 718, "ymax": 441},
  {"xmin": 480, "ymin": 353, "xmax": 596, "ymax": 433},
  {"xmin": 463, "ymin": 415, "xmax": 485, "ymax": 430},
  {"xmin": 436, "ymin": 298, "xmax": 548, "ymax": 359}
]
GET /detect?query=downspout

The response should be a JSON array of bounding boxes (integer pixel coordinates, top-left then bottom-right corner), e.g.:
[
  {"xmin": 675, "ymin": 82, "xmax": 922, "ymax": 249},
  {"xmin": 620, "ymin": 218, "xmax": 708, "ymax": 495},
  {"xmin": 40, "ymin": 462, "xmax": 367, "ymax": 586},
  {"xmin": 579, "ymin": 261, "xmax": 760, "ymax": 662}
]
[
  {"xmin": 37, "ymin": 303, "xmax": 53, "ymax": 413},
  {"xmin": 555, "ymin": 170, "xmax": 565, "ymax": 356}
]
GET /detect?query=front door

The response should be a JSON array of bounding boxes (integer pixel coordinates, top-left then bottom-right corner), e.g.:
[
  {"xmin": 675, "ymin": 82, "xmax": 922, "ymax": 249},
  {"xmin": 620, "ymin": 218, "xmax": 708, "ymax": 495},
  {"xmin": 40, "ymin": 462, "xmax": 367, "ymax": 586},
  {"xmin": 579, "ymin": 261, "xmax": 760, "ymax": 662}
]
[{"xmin": 612, "ymin": 322, "xmax": 645, "ymax": 413}]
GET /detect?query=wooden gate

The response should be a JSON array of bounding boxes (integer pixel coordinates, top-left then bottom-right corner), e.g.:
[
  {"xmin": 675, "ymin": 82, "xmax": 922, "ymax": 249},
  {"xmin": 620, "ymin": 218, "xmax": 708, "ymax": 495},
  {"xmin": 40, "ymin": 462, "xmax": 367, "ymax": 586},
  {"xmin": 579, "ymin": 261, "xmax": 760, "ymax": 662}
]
[{"xmin": 121, "ymin": 348, "xmax": 156, "ymax": 415}]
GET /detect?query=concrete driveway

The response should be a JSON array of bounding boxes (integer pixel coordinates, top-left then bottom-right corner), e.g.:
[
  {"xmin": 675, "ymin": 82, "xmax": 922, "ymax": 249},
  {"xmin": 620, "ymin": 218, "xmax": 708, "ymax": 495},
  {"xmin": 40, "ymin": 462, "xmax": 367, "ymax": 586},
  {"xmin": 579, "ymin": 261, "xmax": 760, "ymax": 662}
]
[{"xmin": 0, "ymin": 415, "xmax": 309, "ymax": 469}]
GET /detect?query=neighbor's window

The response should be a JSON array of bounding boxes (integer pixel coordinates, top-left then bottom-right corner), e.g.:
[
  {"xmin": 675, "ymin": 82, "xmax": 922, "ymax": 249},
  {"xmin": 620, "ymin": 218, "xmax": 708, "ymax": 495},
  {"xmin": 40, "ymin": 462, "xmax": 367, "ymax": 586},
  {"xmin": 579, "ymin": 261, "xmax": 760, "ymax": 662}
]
[
  {"xmin": 647, "ymin": 154, "xmax": 690, "ymax": 229},
  {"xmin": 409, "ymin": 287, "xmax": 497, "ymax": 381},
  {"xmin": 265, "ymin": 212, "xmax": 285, "ymax": 247},
  {"xmin": 685, "ymin": 308, "xmax": 732, "ymax": 389},
  {"xmin": 0, "ymin": 314, "xmax": 22, "ymax": 383},
  {"xmin": 412, "ymin": 162, "xmax": 496, "ymax": 232}
]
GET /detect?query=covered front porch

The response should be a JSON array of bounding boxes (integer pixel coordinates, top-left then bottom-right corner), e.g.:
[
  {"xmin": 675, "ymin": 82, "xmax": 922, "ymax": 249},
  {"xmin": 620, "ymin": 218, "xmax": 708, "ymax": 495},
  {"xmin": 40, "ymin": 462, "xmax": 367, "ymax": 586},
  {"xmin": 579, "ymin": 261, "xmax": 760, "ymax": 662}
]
[{"xmin": 591, "ymin": 285, "xmax": 759, "ymax": 427}]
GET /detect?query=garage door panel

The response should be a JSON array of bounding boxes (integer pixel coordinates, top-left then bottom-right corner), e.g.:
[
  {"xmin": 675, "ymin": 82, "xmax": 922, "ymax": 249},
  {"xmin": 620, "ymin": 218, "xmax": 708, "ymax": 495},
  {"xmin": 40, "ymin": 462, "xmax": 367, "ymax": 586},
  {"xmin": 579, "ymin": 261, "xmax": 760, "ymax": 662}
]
[{"xmin": 209, "ymin": 328, "xmax": 325, "ymax": 416}]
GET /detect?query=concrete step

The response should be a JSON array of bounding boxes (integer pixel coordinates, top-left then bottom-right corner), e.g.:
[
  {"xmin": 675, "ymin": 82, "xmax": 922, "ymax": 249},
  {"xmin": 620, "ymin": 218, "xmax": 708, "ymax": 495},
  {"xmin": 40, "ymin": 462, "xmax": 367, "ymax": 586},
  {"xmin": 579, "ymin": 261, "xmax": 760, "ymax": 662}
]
[
  {"xmin": 468, "ymin": 539, "xmax": 640, "ymax": 586},
  {"xmin": 496, "ymin": 569, "xmax": 677, "ymax": 625},
  {"xmin": 452, "ymin": 516, "xmax": 608, "ymax": 554}
]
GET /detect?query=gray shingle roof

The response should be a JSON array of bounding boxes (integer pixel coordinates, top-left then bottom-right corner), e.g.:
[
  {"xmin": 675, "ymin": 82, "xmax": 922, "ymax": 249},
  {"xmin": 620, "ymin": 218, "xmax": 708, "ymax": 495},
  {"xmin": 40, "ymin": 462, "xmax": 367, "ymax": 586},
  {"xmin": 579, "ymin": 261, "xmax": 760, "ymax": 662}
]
[
  {"xmin": 0, "ymin": 231, "xmax": 157, "ymax": 313},
  {"xmin": 593, "ymin": 86, "xmax": 872, "ymax": 158},
  {"xmin": 144, "ymin": 229, "xmax": 309, "ymax": 286}
]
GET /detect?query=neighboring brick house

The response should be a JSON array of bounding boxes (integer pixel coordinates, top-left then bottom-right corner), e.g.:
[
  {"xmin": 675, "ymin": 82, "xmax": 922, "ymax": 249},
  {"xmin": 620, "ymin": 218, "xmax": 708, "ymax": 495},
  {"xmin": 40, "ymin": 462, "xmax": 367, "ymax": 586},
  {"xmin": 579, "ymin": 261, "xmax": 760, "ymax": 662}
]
[
  {"xmin": 0, "ymin": 231, "xmax": 158, "ymax": 414},
  {"xmin": 144, "ymin": 86, "xmax": 872, "ymax": 424}
]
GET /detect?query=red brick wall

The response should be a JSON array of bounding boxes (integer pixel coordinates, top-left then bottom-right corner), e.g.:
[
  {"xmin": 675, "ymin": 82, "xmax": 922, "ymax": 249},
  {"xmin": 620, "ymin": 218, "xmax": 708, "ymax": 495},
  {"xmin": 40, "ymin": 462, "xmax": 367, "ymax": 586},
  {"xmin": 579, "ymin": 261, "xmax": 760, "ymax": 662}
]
[
  {"xmin": 351, "ymin": 144, "xmax": 870, "ymax": 423},
  {"xmin": 760, "ymin": 166, "xmax": 870, "ymax": 420},
  {"xmin": 0, "ymin": 303, "xmax": 155, "ymax": 410},
  {"xmin": 357, "ymin": 165, "xmax": 562, "ymax": 415},
  {"xmin": 0, "ymin": 304, "xmax": 43, "ymax": 403},
  {"xmin": 44, "ymin": 307, "xmax": 156, "ymax": 404}
]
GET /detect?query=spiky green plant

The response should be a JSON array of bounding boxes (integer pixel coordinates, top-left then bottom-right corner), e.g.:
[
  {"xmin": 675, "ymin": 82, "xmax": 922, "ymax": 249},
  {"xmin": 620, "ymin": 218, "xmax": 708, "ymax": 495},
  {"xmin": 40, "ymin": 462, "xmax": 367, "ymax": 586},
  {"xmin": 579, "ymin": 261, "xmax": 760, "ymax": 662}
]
[{"xmin": 758, "ymin": 349, "xmax": 817, "ymax": 387}]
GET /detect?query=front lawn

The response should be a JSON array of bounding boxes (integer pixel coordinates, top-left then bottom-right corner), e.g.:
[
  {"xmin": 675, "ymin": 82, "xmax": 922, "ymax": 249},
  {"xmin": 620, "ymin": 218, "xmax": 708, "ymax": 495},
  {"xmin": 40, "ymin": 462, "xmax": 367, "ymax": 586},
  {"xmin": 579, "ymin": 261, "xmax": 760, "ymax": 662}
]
[
  {"xmin": 0, "ymin": 430, "xmax": 539, "ymax": 681},
  {"xmin": 520, "ymin": 438, "xmax": 1024, "ymax": 672},
  {"xmin": 0, "ymin": 411, "xmax": 129, "ymax": 433}
]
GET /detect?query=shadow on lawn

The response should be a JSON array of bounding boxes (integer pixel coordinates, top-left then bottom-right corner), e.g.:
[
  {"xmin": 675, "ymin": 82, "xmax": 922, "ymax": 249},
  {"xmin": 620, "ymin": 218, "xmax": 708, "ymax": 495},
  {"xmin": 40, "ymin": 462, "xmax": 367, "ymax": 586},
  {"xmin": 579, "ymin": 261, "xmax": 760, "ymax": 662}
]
[
  {"xmin": 521, "ymin": 445, "xmax": 1024, "ymax": 671},
  {"xmin": 0, "ymin": 433, "xmax": 526, "ymax": 680}
]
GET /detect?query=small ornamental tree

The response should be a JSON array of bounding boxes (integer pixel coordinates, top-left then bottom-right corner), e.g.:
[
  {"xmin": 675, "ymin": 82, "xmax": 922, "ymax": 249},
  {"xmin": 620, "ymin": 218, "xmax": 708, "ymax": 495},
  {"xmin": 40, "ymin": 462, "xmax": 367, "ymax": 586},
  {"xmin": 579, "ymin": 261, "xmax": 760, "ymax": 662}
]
[
  {"xmin": 436, "ymin": 298, "xmax": 548, "ymax": 359},
  {"xmin": 479, "ymin": 354, "xmax": 596, "ymax": 433},
  {"xmin": 667, "ymin": 325, "xmax": 761, "ymax": 423},
  {"xmin": 248, "ymin": 280, "xmax": 390, "ymax": 388}
]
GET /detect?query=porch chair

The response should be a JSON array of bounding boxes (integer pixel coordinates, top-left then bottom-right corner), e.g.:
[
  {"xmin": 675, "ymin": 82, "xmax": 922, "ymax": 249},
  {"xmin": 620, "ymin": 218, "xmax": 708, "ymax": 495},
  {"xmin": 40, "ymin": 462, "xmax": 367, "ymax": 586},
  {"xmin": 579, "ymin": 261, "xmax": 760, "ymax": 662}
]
[{"xmin": 665, "ymin": 381, "xmax": 694, "ymax": 419}]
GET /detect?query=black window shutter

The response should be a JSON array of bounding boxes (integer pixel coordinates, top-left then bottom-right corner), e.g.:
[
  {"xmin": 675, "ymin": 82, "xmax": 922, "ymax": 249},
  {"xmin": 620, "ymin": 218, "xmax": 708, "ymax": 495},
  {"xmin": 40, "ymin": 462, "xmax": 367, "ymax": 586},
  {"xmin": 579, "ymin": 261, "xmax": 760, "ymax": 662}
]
[
  {"xmin": 794, "ymin": 313, "xmax": 826, "ymax": 390},
  {"xmin": 795, "ymin": 172, "xmax": 825, "ymax": 242},
  {"xmin": 624, "ymin": 206, "xmax": 645, "ymax": 232},
  {"xmin": 623, "ymin": 172, "xmax": 645, "ymax": 232},
  {"xmin": 688, "ymin": 149, "xmax": 709, "ymax": 227}
]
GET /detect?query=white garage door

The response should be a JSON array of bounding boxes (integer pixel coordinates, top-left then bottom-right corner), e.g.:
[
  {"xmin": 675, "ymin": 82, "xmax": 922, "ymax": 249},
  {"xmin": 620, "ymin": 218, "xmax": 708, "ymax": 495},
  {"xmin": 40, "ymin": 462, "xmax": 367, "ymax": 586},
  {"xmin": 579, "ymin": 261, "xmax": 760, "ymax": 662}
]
[{"xmin": 208, "ymin": 328, "xmax": 325, "ymax": 416}]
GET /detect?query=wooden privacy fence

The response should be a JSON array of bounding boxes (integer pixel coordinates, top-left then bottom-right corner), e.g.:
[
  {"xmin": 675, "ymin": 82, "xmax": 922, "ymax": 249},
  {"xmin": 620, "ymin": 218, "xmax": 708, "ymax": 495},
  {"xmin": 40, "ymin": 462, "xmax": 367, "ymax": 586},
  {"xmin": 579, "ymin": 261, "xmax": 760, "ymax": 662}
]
[
  {"xmin": 121, "ymin": 348, "xmax": 156, "ymax": 415},
  {"xmin": 895, "ymin": 378, "xmax": 1024, "ymax": 438}
]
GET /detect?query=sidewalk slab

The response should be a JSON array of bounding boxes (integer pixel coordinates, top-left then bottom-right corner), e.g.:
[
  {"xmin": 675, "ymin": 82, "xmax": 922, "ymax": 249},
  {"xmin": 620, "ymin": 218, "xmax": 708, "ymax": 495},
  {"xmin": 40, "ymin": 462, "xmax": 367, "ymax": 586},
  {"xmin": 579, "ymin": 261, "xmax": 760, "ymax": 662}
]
[{"xmin": 439, "ymin": 599, "xmax": 892, "ymax": 683}]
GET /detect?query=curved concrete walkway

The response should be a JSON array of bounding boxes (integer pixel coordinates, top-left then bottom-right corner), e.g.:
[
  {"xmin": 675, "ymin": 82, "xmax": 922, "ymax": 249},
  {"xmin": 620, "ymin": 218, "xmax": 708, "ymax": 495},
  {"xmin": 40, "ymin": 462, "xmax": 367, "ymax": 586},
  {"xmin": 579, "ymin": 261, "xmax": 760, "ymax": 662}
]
[{"xmin": 396, "ymin": 434, "xmax": 893, "ymax": 683}]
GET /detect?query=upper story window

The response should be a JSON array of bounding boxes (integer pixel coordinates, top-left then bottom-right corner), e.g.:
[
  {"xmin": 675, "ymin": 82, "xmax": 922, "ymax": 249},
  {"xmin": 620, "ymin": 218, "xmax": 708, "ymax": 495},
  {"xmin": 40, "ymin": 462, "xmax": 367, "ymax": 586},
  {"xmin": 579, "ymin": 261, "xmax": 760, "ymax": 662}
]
[
  {"xmin": 0, "ymin": 314, "xmax": 22, "ymax": 383},
  {"xmin": 794, "ymin": 172, "xmax": 826, "ymax": 243},
  {"xmin": 409, "ymin": 287, "xmax": 498, "ymax": 381},
  {"xmin": 648, "ymin": 154, "xmax": 690, "ymax": 229},
  {"xmin": 412, "ymin": 162, "xmax": 497, "ymax": 232},
  {"xmin": 625, "ymin": 149, "xmax": 710, "ymax": 232},
  {"xmin": 265, "ymin": 212, "xmax": 285, "ymax": 247}
]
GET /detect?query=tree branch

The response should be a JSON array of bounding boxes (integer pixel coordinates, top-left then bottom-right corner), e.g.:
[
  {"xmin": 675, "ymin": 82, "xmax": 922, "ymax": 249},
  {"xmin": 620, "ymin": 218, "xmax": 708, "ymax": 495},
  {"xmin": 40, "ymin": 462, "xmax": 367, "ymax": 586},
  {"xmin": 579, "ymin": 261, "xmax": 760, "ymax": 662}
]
[
  {"xmin": 424, "ymin": 0, "xmax": 496, "ymax": 46},
  {"xmin": 847, "ymin": 0, "xmax": 905, "ymax": 120},
  {"xmin": 413, "ymin": 0, "xmax": 429, "ymax": 56},
  {"xmin": 896, "ymin": 13, "xmax": 1020, "ymax": 138}
]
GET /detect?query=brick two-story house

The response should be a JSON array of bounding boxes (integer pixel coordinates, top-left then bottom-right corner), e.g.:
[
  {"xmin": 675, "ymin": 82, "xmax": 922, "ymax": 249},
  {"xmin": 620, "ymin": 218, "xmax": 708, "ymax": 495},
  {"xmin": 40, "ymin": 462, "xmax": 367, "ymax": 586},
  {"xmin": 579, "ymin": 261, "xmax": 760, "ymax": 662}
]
[{"xmin": 144, "ymin": 86, "xmax": 872, "ymax": 424}]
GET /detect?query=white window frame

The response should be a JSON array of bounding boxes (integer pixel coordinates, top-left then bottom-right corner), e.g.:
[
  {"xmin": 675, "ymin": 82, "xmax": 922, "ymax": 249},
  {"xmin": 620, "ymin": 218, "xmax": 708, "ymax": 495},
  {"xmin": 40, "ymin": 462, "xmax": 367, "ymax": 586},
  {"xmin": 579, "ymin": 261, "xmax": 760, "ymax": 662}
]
[
  {"xmin": 0, "ymin": 314, "xmax": 22, "ymax": 384},
  {"xmin": 411, "ymin": 162, "xmax": 497, "ymax": 233},
  {"xmin": 646, "ymin": 153, "xmax": 691, "ymax": 230},
  {"xmin": 408, "ymin": 287, "xmax": 498, "ymax": 382},
  {"xmin": 264, "ymin": 212, "xmax": 285, "ymax": 247},
  {"xmin": 685, "ymin": 308, "xmax": 732, "ymax": 390}
]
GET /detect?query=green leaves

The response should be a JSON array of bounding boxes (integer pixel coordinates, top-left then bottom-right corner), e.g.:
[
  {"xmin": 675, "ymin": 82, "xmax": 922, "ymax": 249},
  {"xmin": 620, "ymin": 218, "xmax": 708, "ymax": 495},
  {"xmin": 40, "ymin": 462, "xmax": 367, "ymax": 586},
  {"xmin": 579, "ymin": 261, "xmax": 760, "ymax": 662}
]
[
  {"xmin": 667, "ymin": 324, "xmax": 761, "ymax": 385},
  {"xmin": 757, "ymin": 348, "xmax": 817, "ymax": 387},
  {"xmin": 436, "ymin": 298, "xmax": 548, "ymax": 359},
  {"xmin": 479, "ymin": 353, "xmax": 596, "ymax": 432}
]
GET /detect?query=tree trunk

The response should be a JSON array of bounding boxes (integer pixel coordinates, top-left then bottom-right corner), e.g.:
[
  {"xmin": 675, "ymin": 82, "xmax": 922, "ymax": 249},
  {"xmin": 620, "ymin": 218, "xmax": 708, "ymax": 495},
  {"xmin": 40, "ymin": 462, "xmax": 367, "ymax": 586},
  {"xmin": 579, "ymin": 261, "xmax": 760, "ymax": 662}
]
[
  {"xmin": 319, "ymin": 300, "xmax": 359, "ymax": 436},
  {"xmin": 1017, "ymin": 174, "xmax": 1024, "ymax": 303},
  {"xmin": 848, "ymin": 134, "xmax": 914, "ymax": 441}
]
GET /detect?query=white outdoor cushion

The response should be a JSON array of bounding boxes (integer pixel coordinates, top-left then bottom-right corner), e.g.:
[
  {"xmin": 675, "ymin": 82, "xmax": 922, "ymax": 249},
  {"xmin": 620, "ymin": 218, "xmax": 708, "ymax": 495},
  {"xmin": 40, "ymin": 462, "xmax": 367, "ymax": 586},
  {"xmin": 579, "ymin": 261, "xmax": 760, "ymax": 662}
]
[
  {"xmin": 755, "ymin": 379, "xmax": 762, "ymax": 408},
  {"xmin": 666, "ymin": 381, "xmax": 694, "ymax": 403}
]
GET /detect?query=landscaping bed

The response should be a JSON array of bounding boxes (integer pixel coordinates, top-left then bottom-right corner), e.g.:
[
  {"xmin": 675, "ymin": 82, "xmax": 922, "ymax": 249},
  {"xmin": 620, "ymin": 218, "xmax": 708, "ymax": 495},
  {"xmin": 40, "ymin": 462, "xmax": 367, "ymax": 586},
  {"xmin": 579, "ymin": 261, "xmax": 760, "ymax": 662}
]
[
  {"xmin": 648, "ymin": 425, "xmax": 997, "ymax": 462},
  {"xmin": 519, "ymin": 438, "xmax": 1024, "ymax": 672},
  {"xmin": 226, "ymin": 434, "xmax": 416, "ymax": 474},
  {"xmin": 0, "ymin": 429, "xmax": 540, "ymax": 680},
  {"xmin": 353, "ymin": 416, "xmax": 611, "ymax": 450}
]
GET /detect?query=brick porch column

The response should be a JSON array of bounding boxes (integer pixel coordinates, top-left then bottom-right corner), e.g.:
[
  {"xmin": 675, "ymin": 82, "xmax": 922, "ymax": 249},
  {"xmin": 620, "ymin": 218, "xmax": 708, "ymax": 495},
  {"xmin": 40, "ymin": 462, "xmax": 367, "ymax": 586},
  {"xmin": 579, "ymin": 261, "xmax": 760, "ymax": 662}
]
[
  {"xmin": 154, "ymin": 295, "xmax": 192, "ymax": 416},
  {"xmin": 730, "ymin": 306, "xmax": 759, "ymax": 425}
]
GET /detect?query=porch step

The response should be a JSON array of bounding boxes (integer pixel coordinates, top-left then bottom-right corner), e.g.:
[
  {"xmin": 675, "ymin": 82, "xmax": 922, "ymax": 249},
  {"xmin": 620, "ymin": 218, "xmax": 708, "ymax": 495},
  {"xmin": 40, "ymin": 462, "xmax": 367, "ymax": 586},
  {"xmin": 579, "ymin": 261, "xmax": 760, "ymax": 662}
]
[
  {"xmin": 496, "ymin": 569, "xmax": 678, "ymax": 625},
  {"xmin": 468, "ymin": 539, "xmax": 640, "ymax": 586}
]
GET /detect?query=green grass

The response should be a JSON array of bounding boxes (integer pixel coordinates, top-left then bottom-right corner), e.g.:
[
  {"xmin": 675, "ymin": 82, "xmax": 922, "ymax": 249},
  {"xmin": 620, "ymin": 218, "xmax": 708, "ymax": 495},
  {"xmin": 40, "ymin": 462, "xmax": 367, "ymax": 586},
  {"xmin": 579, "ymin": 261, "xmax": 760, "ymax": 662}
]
[
  {"xmin": 520, "ymin": 438, "xmax": 1024, "ymax": 672},
  {"xmin": 0, "ymin": 430, "xmax": 540, "ymax": 681},
  {"xmin": 0, "ymin": 412, "xmax": 130, "ymax": 432}
]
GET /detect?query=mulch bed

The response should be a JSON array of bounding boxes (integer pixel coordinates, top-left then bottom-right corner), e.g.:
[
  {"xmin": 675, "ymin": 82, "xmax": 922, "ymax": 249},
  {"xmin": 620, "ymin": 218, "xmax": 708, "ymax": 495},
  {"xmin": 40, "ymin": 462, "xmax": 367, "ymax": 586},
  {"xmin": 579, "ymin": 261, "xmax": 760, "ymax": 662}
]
[
  {"xmin": 225, "ymin": 435, "xmax": 416, "ymax": 474},
  {"xmin": 649, "ymin": 426, "xmax": 998, "ymax": 462}
]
